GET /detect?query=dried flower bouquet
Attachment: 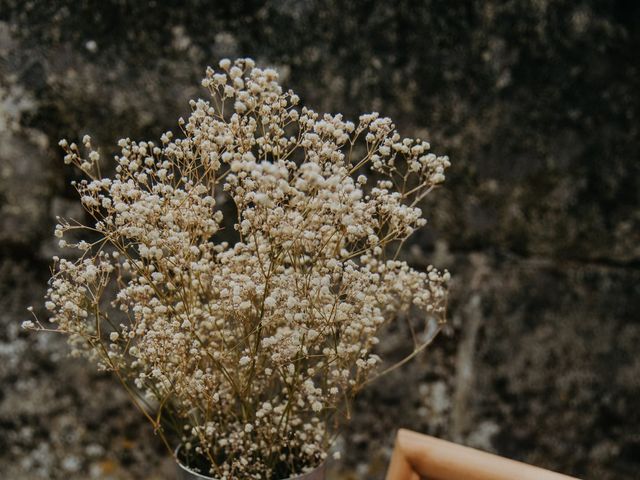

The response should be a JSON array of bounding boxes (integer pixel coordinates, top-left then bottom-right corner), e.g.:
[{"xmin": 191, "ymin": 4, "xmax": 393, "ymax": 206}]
[{"xmin": 24, "ymin": 58, "xmax": 450, "ymax": 479}]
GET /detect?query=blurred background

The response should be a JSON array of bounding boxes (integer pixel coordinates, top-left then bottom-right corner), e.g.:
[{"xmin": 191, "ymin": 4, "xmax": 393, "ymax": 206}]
[{"xmin": 0, "ymin": 1, "xmax": 638, "ymax": 478}]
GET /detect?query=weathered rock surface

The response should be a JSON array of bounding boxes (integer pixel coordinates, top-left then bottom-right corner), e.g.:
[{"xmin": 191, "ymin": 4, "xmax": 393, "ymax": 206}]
[{"xmin": 0, "ymin": 1, "xmax": 638, "ymax": 478}]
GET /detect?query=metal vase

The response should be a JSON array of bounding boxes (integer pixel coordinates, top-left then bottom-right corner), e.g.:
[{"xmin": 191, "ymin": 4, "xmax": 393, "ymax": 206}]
[{"xmin": 175, "ymin": 446, "xmax": 326, "ymax": 480}]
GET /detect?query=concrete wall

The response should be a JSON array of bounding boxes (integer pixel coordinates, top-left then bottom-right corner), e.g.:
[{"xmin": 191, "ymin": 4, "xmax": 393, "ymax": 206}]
[{"xmin": 0, "ymin": 1, "xmax": 638, "ymax": 478}]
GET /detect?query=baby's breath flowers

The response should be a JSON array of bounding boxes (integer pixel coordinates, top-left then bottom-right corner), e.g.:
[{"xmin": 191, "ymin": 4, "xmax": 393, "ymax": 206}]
[{"xmin": 26, "ymin": 58, "xmax": 450, "ymax": 478}]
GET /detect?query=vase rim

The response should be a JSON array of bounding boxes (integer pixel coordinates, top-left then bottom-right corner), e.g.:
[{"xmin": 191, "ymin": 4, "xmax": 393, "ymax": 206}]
[
  {"xmin": 175, "ymin": 445, "xmax": 215, "ymax": 479},
  {"xmin": 174, "ymin": 445, "xmax": 326, "ymax": 480}
]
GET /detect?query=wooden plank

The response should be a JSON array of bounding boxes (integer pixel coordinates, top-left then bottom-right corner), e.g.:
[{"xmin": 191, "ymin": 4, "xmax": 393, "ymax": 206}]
[{"xmin": 385, "ymin": 429, "xmax": 580, "ymax": 480}]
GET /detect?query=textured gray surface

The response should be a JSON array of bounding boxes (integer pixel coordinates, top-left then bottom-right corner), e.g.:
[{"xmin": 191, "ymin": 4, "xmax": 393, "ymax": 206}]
[{"xmin": 0, "ymin": 1, "xmax": 638, "ymax": 478}]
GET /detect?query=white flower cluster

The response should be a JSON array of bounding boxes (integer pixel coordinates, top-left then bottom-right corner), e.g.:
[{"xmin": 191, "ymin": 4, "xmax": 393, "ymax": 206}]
[{"xmin": 29, "ymin": 58, "xmax": 450, "ymax": 478}]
